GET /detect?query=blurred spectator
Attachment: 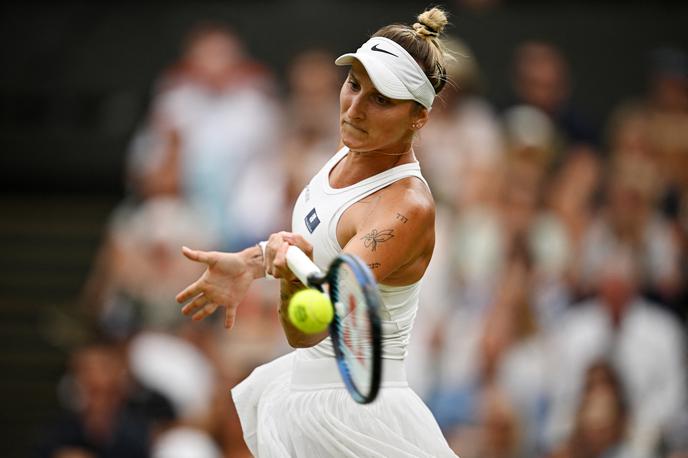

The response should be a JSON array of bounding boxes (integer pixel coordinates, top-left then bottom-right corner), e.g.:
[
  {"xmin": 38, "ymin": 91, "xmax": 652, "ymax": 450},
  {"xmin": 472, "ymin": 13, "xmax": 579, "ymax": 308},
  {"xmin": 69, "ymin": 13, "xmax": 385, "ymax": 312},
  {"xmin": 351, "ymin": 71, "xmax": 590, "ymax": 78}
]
[
  {"xmin": 128, "ymin": 22, "xmax": 284, "ymax": 250},
  {"xmin": 547, "ymin": 246, "xmax": 686, "ymax": 457},
  {"xmin": 605, "ymin": 47, "xmax": 688, "ymax": 320},
  {"xmin": 281, "ymin": 49, "xmax": 342, "ymax": 206},
  {"xmin": 446, "ymin": 384, "xmax": 523, "ymax": 458},
  {"xmin": 550, "ymin": 360, "xmax": 634, "ymax": 458},
  {"xmin": 646, "ymin": 47, "xmax": 688, "ymax": 199},
  {"xmin": 424, "ymin": 48, "xmax": 508, "ymax": 319},
  {"xmin": 420, "ymin": 162, "xmax": 506, "ymax": 417},
  {"xmin": 644, "ymin": 47, "xmax": 688, "ymax": 320},
  {"xmin": 408, "ymin": 36, "xmax": 504, "ymax": 398},
  {"xmin": 505, "ymin": 41, "xmax": 598, "ymax": 164},
  {"xmin": 661, "ymin": 408, "xmax": 688, "ymax": 458},
  {"xmin": 416, "ymin": 37, "xmax": 504, "ymax": 207},
  {"xmin": 208, "ymin": 279, "xmax": 289, "ymax": 380},
  {"xmin": 431, "ymin": 235, "xmax": 550, "ymax": 457},
  {"xmin": 578, "ymin": 153, "xmax": 682, "ymax": 305},
  {"xmin": 606, "ymin": 48, "xmax": 688, "ymax": 218},
  {"xmin": 502, "ymin": 104, "xmax": 556, "ymax": 171},
  {"xmin": 531, "ymin": 148, "xmax": 602, "ymax": 325},
  {"xmin": 608, "ymin": 102, "xmax": 688, "ymax": 320},
  {"xmin": 80, "ymin": 197, "xmax": 219, "ymax": 337},
  {"xmin": 185, "ymin": 278, "xmax": 288, "ymax": 456},
  {"xmin": 489, "ymin": 238, "xmax": 551, "ymax": 457},
  {"xmin": 37, "ymin": 339, "xmax": 174, "ymax": 458},
  {"xmin": 127, "ymin": 332, "xmax": 216, "ymax": 423},
  {"xmin": 201, "ymin": 371, "xmax": 253, "ymax": 458},
  {"xmin": 606, "ymin": 103, "xmax": 654, "ymax": 164},
  {"xmin": 500, "ymin": 155, "xmax": 545, "ymax": 248}
]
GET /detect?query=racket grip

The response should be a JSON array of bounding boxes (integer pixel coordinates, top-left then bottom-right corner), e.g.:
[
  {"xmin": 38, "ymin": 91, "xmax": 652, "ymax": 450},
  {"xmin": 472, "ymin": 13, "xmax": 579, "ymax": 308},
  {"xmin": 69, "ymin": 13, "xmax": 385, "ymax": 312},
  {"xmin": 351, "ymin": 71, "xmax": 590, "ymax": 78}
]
[{"xmin": 286, "ymin": 246, "xmax": 321, "ymax": 287}]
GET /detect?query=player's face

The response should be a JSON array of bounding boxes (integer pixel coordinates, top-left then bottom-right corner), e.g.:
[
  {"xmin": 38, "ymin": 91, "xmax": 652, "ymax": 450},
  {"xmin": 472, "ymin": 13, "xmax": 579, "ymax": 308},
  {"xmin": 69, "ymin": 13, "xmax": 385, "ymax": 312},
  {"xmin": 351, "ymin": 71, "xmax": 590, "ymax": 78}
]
[{"xmin": 339, "ymin": 61, "xmax": 424, "ymax": 154}]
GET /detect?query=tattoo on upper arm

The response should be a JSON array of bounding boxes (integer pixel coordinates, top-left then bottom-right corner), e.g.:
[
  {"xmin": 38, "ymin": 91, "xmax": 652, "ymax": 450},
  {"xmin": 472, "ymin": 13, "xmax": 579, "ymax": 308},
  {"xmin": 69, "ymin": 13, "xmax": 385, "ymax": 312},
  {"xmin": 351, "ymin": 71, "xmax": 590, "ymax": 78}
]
[
  {"xmin": 396, "ymin": 213, "xmax": 408, "ymax": 223},
  {"xmin": 361, "ymin": 229, "xmax": 394, "ymax": 251},
  {"xmin": 368, "ymin": 262, "xmax": 381, "ymax": 270}
]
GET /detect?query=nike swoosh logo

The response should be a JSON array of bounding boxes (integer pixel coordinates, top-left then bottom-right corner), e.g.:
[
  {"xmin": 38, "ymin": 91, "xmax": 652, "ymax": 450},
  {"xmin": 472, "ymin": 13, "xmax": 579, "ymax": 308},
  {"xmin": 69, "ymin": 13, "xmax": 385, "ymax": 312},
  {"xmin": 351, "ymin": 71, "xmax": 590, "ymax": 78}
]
[{"xmin": 371, "ymin": 43, "xmax": 398, "ymax": 57}]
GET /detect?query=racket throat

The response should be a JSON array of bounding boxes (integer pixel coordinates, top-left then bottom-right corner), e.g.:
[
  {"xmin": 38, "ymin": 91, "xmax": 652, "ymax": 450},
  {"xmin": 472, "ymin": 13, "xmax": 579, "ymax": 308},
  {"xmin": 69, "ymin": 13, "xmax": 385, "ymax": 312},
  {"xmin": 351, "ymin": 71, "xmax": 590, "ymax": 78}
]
[{"xmin": 306, "ymin": 272, "xmax": 327, "ymax": 289}]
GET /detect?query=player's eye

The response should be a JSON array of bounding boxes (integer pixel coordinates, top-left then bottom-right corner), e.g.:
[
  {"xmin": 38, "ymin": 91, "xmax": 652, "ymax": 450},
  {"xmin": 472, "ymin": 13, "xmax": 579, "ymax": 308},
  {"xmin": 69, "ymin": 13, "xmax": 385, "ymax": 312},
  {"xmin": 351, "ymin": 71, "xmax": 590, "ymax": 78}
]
[
  {"xmin": 373, "ymin": 94, "xmax": 390, "ymax": 106},
  {"xmin": 348, "ymin": 79, "xmax": 360, "ymax": 91}
]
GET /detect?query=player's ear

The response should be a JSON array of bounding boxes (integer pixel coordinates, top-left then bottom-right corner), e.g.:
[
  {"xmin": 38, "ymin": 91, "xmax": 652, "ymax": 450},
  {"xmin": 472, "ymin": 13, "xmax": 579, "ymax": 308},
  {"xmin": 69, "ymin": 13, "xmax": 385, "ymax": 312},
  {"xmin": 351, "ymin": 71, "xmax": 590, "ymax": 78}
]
[{"xmin": 410, "ymin": 105, "xmax": 429, "ymax": 131}]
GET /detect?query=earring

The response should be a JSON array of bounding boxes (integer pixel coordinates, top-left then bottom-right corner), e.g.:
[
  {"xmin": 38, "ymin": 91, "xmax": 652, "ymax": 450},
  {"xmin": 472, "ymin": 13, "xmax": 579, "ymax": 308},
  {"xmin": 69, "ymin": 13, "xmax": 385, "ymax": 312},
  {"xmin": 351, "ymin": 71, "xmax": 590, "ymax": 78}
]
[{"xmin": 412, "ymin": 122, "xmax": 419, "ymax": 129}]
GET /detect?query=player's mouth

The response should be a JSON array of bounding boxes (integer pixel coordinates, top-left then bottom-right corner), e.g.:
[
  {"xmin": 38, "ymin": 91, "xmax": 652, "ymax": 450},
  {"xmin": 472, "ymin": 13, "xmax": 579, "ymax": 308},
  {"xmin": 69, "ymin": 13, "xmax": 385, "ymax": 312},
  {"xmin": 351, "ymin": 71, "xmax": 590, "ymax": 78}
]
[{"xmin": 342, "ymin": 120, "xmax": 367, "ymax": 133}]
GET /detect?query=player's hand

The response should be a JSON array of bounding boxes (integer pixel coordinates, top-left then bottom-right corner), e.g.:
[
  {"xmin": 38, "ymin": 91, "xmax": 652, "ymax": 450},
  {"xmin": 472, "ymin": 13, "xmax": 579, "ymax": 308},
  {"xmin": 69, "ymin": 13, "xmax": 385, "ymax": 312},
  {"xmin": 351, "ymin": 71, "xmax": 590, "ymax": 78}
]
[
  {"xmin": 264, "ymin": 231, "xmax": 313, "ymax": 281},
  {"xmin": 175, "ymin": 246, "xmax": 256, "ymax": 329}
]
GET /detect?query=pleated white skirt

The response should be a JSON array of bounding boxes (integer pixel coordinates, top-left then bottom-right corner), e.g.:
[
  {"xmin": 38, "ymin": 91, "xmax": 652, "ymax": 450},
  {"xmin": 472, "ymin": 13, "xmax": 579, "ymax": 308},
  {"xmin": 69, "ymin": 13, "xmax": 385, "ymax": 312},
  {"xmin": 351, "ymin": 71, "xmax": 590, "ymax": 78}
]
[{"xmin": 232, "ymin": 350, "xmax": 458, "ymax": 458}]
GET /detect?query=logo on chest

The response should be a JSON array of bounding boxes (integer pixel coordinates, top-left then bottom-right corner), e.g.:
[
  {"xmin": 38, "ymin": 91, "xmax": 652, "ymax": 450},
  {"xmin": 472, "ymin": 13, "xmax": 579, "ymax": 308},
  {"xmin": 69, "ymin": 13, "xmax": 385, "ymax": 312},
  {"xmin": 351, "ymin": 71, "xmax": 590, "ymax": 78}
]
[{"xmin": 304, "ymin": 208, "xmax": 321, "ymax": 233}]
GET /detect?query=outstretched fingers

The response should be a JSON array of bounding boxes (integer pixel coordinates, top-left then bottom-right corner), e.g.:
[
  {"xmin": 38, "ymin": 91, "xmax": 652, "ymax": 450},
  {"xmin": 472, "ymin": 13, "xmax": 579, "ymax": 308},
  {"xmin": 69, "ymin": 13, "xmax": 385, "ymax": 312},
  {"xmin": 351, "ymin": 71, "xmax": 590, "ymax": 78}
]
[
  {"xmin": 181, "ymin": 294, "xmax": 233, "ymax": 325},
  {"xmin": 192, "ymin": 302, "xmax": 219, "ymax": 321},
  {"xmin": 176, "ymin": 279, "xmax": 203, "ymax": 304},
  {"xmin": 224, "ymin": 305, "xmax": 238, "ymax": 329},
  {"xmin": 182, "ymin": 246, "xmax": 216, "ymax": 266},
  {"xmin": 181, "ymin": 293, "xmax": 208, "ymax": 316}
]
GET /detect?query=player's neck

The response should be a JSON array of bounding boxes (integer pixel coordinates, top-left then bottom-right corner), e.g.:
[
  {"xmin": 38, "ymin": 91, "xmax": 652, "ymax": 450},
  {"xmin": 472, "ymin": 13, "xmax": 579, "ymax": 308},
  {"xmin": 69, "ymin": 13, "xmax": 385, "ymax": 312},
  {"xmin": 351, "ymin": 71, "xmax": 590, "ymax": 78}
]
[
  {"xmin": 347, "ymin": 139, "xmax": 415, "ymax": 164},
  {"xmin": 330, "ymin": 146, "xmax": 415, "ymax": 188}
]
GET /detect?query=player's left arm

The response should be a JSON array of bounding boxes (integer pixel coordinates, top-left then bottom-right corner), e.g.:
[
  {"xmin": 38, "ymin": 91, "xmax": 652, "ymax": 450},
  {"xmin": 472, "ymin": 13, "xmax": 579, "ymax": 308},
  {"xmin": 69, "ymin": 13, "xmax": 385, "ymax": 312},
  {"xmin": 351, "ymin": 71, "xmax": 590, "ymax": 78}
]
[{"xmin": 342, "ymin": 179, "xmax": 435, "ymax": 286}]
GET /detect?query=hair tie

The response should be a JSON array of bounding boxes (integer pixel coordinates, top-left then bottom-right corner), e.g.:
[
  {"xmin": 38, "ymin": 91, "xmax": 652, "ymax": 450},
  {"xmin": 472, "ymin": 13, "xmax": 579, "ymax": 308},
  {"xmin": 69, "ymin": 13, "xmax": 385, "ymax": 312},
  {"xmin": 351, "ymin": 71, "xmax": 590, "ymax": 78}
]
[
  {"xmin": 421, "ymin": 21, "xmax": 439, "ymax": 35},
  {"xmin": 413, "ymin": 22, "xmax": 439, "ymax": 38}
]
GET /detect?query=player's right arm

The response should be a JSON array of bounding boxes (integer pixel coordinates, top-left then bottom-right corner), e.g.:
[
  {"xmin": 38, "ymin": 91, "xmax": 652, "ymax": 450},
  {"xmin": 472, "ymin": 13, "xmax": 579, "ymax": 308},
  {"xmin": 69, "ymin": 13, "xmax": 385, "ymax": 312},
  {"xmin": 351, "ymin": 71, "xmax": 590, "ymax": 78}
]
[
  {"xmin": 338, "ymin": 177, "xmax": 435, "ymax": 286},
  {"xmin": 264, "ymin": 232, "xmax": 330, "ymax": 348}
]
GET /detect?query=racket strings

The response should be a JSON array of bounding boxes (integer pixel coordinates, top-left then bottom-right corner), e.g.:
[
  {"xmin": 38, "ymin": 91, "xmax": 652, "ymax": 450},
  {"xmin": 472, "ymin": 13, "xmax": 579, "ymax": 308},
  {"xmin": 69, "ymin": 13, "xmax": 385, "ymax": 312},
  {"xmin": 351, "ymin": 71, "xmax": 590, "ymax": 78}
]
[{"xmin": 333, "ymin": 264, "xmax": 374, "ymax": 393}]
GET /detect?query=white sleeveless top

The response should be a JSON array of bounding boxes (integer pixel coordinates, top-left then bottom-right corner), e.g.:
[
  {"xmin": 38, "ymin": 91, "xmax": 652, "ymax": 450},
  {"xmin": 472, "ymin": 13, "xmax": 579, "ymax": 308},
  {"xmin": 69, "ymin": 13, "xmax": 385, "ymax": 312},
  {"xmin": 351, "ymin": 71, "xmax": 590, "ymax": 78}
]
[
  {"xmin": 291, "ymin": 146, "xmax": 430, "ymax": 361},
  {"xmin": 232, "ymin": 147, "xmax": 458, "ymax": 458}
]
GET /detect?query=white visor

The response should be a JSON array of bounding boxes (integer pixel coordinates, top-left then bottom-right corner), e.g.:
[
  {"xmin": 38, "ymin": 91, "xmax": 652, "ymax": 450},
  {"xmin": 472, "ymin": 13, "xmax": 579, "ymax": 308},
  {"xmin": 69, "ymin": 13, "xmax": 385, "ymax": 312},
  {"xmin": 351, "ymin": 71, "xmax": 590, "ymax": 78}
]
[{"xmin": 335, "ymin": 36, "xmax": 436, "ymax": 109}]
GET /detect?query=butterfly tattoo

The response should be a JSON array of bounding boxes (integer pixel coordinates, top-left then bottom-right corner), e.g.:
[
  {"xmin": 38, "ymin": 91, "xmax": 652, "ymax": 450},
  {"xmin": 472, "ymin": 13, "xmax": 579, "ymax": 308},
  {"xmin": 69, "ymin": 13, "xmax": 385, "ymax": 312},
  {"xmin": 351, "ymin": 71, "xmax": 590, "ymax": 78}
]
[{"xmin": 361, "ymin": 229, "xmax": 394, "ymax": 252}]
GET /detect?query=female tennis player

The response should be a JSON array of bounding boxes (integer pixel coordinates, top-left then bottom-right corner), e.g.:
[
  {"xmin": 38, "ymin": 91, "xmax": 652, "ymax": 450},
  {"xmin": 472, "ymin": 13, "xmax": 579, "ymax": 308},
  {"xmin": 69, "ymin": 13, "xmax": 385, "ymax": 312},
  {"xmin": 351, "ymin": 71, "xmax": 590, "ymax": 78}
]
[{"xmin": 176, "ymin": 7, "xmax": 458, "ymax": 457}]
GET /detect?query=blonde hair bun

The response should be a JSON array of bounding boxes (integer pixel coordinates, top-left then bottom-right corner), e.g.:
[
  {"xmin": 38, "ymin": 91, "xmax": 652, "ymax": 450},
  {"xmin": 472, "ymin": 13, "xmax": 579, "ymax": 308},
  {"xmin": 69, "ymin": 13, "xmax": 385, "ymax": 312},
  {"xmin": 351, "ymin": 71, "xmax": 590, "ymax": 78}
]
[
  {"xmin": 414, "ymin": 7, "xmax": 449, "ymax": 39},
  {"xmin": 372, "ymin": 7, "xmax": 451, "ymax": 94}
]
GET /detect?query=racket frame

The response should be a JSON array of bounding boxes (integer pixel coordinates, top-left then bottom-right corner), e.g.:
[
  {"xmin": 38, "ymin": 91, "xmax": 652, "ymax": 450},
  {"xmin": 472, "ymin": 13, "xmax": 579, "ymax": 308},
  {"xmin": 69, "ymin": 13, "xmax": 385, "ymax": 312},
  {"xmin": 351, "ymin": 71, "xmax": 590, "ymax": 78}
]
[{"xmin": 324, "ymin": 254, "xmax": 383, "ymax": 404}]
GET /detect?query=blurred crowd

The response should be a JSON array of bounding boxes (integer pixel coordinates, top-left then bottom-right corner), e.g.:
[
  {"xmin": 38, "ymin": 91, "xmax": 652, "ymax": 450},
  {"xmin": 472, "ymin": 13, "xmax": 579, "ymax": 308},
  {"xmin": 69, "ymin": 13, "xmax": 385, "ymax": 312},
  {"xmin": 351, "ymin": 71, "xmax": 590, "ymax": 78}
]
[{"xmin": 38, "ymin": 21, "xmax": 687, "ymax": 458}]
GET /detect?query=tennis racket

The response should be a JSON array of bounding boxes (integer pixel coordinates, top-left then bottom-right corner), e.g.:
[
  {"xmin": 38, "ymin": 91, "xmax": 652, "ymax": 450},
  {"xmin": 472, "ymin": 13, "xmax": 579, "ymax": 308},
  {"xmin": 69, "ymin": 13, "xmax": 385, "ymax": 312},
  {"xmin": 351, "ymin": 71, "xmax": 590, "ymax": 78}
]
[{"xmin": 286, "ymin": 246, "xmax": 383, "ymax": 404}]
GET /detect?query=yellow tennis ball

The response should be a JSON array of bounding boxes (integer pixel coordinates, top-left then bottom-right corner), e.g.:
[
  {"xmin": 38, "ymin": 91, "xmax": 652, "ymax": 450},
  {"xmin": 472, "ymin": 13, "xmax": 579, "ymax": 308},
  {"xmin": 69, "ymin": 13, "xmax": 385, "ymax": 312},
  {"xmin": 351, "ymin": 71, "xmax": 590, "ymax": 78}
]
[{"xmin": 288, "ymin": 289, "xmax": 333, "ymax": 334}]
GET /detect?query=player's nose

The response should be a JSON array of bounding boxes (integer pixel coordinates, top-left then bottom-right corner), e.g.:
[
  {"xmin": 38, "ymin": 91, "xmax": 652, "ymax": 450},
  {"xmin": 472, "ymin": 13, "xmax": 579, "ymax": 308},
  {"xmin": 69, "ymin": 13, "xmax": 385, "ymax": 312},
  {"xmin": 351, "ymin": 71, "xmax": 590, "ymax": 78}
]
[{"xmin": 346, "ymin": 93, "xmax": 366, "ymax": 120}]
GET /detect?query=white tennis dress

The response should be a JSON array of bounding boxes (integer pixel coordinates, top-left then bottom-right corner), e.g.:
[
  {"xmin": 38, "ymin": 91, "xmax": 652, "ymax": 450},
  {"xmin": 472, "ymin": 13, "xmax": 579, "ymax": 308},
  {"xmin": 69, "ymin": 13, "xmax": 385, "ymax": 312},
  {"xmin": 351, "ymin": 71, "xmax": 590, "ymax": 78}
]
[{"xmin": 232, "ymin": 147, "xmax": 457, "ymax": 457}]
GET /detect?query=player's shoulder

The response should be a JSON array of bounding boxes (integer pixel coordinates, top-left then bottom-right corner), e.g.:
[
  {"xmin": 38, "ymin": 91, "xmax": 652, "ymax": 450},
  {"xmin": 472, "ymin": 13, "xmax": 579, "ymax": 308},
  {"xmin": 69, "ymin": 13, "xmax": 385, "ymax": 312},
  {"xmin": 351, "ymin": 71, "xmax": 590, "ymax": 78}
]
[{"xmin": 382, "ymin": 176, "xmax": 435, "ymax": 221}]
